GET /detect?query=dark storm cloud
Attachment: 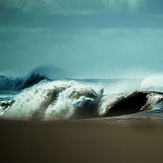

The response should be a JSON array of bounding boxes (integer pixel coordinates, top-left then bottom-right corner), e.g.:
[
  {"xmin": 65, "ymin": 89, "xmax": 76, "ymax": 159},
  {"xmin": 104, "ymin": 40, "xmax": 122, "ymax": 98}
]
[
  {"xmin": 0, "ymin": 0, "xmax": 163, "ymax": 15},
  {"xmin": 0, "ymin": 7, "xmax": 163, "ymax": 29},
  {"xmin": 0, "ymin": 0, "xmax": 163, "ymax": 29},
  {"xmin": 142, "ymin": 0, "xmax": 163, "ymax": 14}
]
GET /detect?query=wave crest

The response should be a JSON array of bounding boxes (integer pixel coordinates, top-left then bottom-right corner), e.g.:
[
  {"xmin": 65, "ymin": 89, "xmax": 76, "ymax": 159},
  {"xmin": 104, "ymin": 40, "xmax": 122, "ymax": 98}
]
[
  {"xmin": 0, "ymin": 71, "xmax": 50, "ymax": 91},
  {"xmin": 1, "ymin": 77, "xmax": 163, "ymax": 121}
]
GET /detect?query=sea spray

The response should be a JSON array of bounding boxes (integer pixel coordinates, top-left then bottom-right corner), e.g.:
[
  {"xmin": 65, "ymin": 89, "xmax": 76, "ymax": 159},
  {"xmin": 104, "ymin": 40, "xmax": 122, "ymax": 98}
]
[
  {"xmin": 1, "ymin": 73, "xmax": 163, "ymax": 120},
  {"xmin": 1, "ymin": 80, "xmax": 103, "ymax": 120}
]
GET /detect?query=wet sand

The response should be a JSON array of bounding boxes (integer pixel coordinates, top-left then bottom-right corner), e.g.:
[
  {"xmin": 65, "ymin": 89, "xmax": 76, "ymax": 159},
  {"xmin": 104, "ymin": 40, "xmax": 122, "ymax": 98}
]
[{"xmin": 0, "ymin": 118, "xmax": 163, "ymax": 163}]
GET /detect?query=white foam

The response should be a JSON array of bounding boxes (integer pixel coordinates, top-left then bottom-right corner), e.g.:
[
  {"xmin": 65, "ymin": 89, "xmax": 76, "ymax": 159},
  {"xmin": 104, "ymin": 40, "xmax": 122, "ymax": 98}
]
[
  {"xmin": 2, "ymin": 80, "xmax": 72, "ymax": 120},
  {"xmin": 44, "ymin": 84, "xmax": 102, "ymax": 120},
  {"xmin": 1, "ymin": 80, "xmax": 103, "ymax": 120},
  {"xmin": 140, "ymin": 74, "xmax": 163, "ymax": 91}
]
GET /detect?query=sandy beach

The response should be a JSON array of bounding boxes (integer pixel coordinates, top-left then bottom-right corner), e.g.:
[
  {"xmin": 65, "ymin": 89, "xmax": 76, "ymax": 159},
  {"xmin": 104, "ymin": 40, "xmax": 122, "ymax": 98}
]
[{"xmin": 1, "ymin": 118, "xmax": 163, "ymax": 163}]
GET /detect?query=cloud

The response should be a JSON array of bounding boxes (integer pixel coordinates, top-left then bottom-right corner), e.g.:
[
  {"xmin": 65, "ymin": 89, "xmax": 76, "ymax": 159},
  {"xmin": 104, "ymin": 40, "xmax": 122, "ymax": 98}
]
[
  {"xmin": 0, "ymin": 0, "xmax": 148, "ymax": 15},
  {"xmin": 0, "ymin": 0, "xmax": 163, "ymax": 16},
  {"xmin": 0, "ymin": 0, "xmax": 103, "ymax": 15},
  {"xmin": 143, "ymin": 0, "xmax": 163, "ymax": 14},
  {"xmin": 103, "ymin": 0, "xmax": 142, "ymax": 10},
  {"xmin": 0, "ymin": 0, "xmax": 163, "ymax": 29}
]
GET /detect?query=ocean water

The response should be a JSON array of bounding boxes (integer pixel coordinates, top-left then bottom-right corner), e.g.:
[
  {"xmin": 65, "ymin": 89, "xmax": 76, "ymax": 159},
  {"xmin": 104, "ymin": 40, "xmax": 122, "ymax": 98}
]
[{"xmin": 1, "ymin": 72, "xmax": 163, "ymax": 121}]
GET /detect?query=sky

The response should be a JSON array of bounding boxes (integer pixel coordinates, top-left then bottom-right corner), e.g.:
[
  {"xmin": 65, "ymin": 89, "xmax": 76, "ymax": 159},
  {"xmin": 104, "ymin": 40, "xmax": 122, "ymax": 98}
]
[{"xmin": 0, "ymin": 0, "xmax": 163, "ymax": 78}]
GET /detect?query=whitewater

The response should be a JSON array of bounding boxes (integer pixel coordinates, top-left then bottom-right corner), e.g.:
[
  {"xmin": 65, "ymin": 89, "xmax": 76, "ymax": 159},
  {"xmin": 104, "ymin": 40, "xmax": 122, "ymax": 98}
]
[{"xmin": 1, "ymin": 71, "xmax": 163, "ymax": 121}]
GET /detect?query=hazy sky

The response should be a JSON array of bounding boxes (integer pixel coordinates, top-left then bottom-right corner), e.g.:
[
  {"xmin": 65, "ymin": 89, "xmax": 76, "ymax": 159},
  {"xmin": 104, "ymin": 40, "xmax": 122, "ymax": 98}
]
[{"xmin": 0, "ymin": 0, "xmax": 163, "ymax": 78}]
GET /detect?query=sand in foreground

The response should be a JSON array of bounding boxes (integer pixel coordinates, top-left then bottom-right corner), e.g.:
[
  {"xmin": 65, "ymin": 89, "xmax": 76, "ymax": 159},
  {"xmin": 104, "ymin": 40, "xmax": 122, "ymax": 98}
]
[{"xmin": 0, "ymin": 118, "xmax": 163, "ymax": 163}]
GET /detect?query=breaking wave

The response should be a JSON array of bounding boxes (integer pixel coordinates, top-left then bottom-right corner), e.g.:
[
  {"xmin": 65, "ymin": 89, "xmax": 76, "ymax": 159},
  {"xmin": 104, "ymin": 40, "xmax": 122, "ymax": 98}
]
[
  {"xmin": 1, "ymin": 72, "xmax": 163, "ymax": 121},
  {"xmin": 0, "ymin": 70, "xmax": 50, "ymax": 92}
]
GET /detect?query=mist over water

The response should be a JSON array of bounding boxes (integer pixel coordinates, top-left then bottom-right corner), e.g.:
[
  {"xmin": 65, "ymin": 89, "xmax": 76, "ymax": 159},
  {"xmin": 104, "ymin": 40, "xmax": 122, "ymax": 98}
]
[{"xmin": 0, "ymin": 69, "xmax": 163, "ymax": 121}]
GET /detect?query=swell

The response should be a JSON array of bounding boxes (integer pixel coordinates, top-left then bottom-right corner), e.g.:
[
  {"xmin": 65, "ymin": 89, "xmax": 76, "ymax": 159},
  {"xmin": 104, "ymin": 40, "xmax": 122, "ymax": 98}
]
[{"xmin": 0, "ymin": 71, "xmax": 50, "ymax": 91}]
